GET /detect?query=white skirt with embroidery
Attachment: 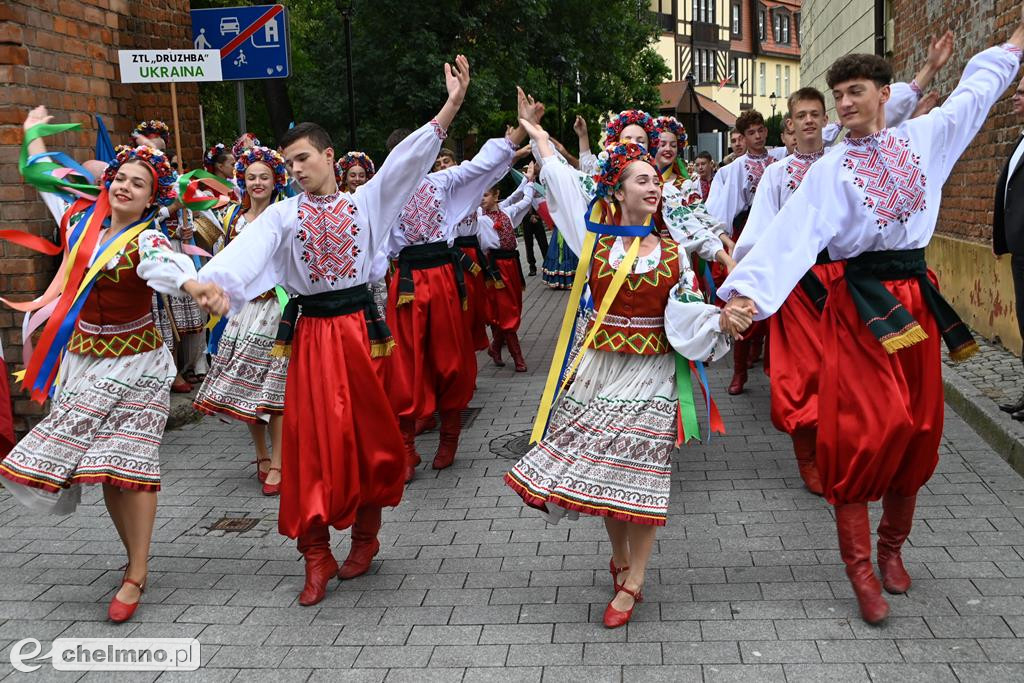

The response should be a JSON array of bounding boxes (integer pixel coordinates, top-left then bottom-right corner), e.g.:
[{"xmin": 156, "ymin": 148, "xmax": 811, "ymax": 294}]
[
  {"xmin": 0, "ymin": 346, "xmax": 175, "ymax": 515},
  {"xmin": 505, "ymin": 350, "xmax": 678, "ymax": 526},
  {"xmin": 193, "ymin": 296, "xmax": 289, "ymax": 423}
]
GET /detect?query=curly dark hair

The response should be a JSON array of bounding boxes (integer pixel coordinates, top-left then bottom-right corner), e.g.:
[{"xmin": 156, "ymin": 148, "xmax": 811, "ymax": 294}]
[
  {"xmin": 826, "ymin": 53, "xmax": 893, "ymax": 89},
  {"xmin": 735, "ymin": 110, "xmax": 766, "ymax": 135}
]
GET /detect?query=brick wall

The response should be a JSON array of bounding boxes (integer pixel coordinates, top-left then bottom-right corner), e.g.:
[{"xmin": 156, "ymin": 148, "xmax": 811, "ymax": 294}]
[
  {"xmin": 888, "ymin": 0, "xmax": 1015, "ymax": 243},
  {"xmin": 0, "ymin": 0, "xmax": 200, "ymax": 433}
]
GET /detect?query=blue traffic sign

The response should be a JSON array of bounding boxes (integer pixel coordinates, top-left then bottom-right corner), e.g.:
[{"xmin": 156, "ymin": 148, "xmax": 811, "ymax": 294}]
[{"xmin": 190, "ymin": 4, "xmax": 290, "ymax": 81}]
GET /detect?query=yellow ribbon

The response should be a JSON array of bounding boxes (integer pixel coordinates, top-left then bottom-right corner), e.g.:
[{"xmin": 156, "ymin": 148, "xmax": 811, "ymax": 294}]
[{"xmin": 529, "ymin": 206, "xmax": 648, "ymax": 444}]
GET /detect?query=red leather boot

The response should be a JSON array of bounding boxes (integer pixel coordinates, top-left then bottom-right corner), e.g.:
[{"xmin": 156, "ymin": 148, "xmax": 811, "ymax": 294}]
[
  {"xmin": 297, "ymin": 525, "xmax": 339, "ymax": 606},
  {"xmin": 876, "ymin": 491, "xmax": 916, "ymax": 594},
  {"xmin": 728, "ymin": 339, "xmax": 750, "ymax": 395},
  {"xmin": 505, "ymin": 331, "xmax": 527, "ymax": 372},
  {"xmin": 488, "ymin": 326, "xmax": 506, "ymax": 367},
  {"xmin": 338, "ymin": 507, "xmax": 382, "ymax": 580},
  {"xmin": 399, "ymin": 417, "xmax": 420, "ymax": 483},
  {"xmin": 835, "ymin": 503, "xmax": 889, "ymax": 624},
  {"xmin": 791, "ymin": 429, "xmax": 824, "ymax": 496},
  {"xmin": 432, "ymin": 409, "xmax": 461, "ymax": 470}
]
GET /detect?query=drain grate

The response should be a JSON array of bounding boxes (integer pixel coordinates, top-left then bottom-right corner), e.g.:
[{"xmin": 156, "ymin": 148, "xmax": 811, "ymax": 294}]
[
  {"xmin": 209, "ymin": 517, "xmax": 260, "ymax": 533},
  {"xmin": 489, "ymin": 429, "xmax": 533, "ymax": 459}
]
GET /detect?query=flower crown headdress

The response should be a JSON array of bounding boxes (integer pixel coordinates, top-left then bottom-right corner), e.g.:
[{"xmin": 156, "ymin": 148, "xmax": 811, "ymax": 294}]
[
  {"xmin": 234, "ymin": 146, "xmax": 288, "ymax": 199},
  {"xmin": 592, "ymin": 143, "xmax": 655, "ymax": 199},
  {"xmin": 203, "ymin": 143, "xmax": 228, "ymax": 174},
  {"xmin": 654, "ymin": 116, "xmax": 688, "ymax": 147},
  {"xmin": 335, "ymin": 151, "xmax": 376, "ymax": 189},
  {"xmin": 103, "ymin": 145, "xmax": 178, "ymax": 207},
  {"xmin": 131, "ymin": 120, "xmax": 170, "ymax": 145},
  {"xmin": 603, "ymin": 110, "xmax": 660, "ymax": 149},
  {"xmin": 231, "ymin": 132, "xmax": 261, "ymax": 159}
]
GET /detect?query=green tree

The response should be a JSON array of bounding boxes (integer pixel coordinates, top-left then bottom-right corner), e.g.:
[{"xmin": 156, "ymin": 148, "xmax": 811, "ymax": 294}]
[{"xmin": 197, "ymin": 0, "xmax": 670, "ymax": 162}]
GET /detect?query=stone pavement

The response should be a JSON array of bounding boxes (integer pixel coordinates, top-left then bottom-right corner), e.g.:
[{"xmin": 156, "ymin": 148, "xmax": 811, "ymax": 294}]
[{"xmin": 4, "ymin": 268, "xmax": 1024, "ymax": 682}]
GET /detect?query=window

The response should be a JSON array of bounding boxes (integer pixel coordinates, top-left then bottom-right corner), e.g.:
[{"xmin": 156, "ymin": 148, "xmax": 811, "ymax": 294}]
[
  {"xmin": 650, "ymin": 0, "xmax": 673, "ymax": 32},
  {"xmin": 772, "ymin": 9, "xmax": 791, "ymax": 44},
  {"xmin": 731, "ymin": 3, "xmax": 741, "ymax": 36},
  {"xmin": 775, "ymin": 64, "xmax": 781, "ymax": 96},
  {"xmin": 694, "ymin": 48, "xmax": 718, "ymax": 84},
  {"xmin": 782, "ymin": 15, "xmax": 790, "ymax": 43},
  {"xmin": 758, "ymin": 9, "xmax": 766, "ymax": 41},
  {"xmin": 729, "ymin": 56, "xmax": 739, "ymax": 86},
  {"xmin": 759, "ymin": 62, "xmax": 766, "ymax": 96},
  {"xmin": 693, "ymin": 0, "xmax": 715, "ymax": 24},
  {"xmin": 784, "ymin": 65, "xmax": 791, "ymax": 96}
]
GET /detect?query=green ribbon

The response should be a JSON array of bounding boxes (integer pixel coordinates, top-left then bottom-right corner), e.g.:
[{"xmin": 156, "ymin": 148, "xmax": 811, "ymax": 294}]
[
  {"xmin": 176, "ymin": 169, "xmax": 233, "ymax": 210},
  {"xmin": 274, "ymin": 285, "xmax": 290, "ymax": 314},
  {"xmin": 674, "ymin": 353, "xmax": 700, "ymax": 444},
  {"xmin": 20, "ymin": 123, "xmax": 101, "ymax": 198}
]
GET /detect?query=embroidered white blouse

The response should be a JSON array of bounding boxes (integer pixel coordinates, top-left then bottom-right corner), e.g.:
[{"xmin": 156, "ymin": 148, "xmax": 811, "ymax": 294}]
[
  {"xmin": 719, "ymin": 45, "xmax": 1022, "ymax": 319},
  {"xmin": 195, "ymin": 121, "xmax": 446, "ymax": 316}
]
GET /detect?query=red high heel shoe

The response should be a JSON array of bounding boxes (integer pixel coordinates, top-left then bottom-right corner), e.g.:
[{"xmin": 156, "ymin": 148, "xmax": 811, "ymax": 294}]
[
  {"xmin": 603, "ymin": 585, "xmax": 643, "ymax": 629},
  {"xmin": 608, "ymin": 558, "xmax": 630, "ymax": 593},
  {"xmin": 252, "ymin": 457, "xmax": 271, "ymax": 483},
  {"xmin": 262, "ymin": 467, "xmax": 281, "ymax": 496},
  {"xmin": 108, "ymin": 575, "xmax": 146, "ymax": 623}
]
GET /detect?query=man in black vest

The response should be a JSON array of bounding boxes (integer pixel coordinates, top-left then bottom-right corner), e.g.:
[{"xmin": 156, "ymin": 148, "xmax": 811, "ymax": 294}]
[{"xmin": 994, "ymin": 76, "xmax": 1024, "ymax": 419}]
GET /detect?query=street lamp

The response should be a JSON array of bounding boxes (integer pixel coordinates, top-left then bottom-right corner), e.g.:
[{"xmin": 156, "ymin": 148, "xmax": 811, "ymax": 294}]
[
  {"xmin": 337, "ymin": 1, "xmax": 357, "ymax": 149},
  {"xmin": 769, "ymin": 91, "xmax": 777, "ymax": 120}
]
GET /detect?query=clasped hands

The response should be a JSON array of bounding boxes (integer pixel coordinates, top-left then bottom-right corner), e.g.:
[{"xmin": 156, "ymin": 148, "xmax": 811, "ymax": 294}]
[
  {"xmin": 719, "ymin": 296, "xmax": 757, "ymax": 340},
  {"xmin": 182, "ymin": 279, "xmax": 230, "ymax": 317}
]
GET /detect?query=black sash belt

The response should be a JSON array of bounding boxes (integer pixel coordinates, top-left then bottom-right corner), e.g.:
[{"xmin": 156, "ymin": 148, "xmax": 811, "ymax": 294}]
[
  {"xmin": 454, "ymin": 234, "xmax": 502, "ymax": 284},
  {"xmin": 396, "ymin": 241, "xmax": 467, "ymax": 310},
  {"xmin": 489, "ymin": 248, "xmax": 526, "ymax": 288},
  {"xmin": 272, "ymin": 284, "xmax": 395, "ymax": 358},
  {"xmin": 844, "ymin": 248, "xmax": 977, "ymax": 361},
  {"xmin": 798, "ymin": 249, "xmax": 836, "ymax": 313}
]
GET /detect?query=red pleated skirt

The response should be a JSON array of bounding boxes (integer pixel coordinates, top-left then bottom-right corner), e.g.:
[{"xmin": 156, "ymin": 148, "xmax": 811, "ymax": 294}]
[
  {"xmin": 386, "ymin": 262, "xmax": 477, "ymax": 420},
  {"xmin": 768, "ymin": 261, "xmax": 846, "ymax": 434},
  {"xmin": 817, "ymin": 272, "xmax": 944, "ymax": 505},
  {"xmin": 488, "ymin": 256, "xmax": 524, "ymax": 333},
  {"xmin": 460, "ymin": 245, "xmax": 491, "ymax": 351},
  {"xmin": 279, "ymin": 312, "xmax": 406, "ymax": 538}
]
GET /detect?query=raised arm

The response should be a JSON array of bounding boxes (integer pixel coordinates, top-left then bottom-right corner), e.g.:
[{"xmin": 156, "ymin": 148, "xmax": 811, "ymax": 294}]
[
  {"xmin": 433, "ymin": 135, "xmax": 517, "ymax": 231},
  {"xmin": 523, "ymin": 117, "xmax": 590, "ymax": 256},
  {"xmin": 354, "ymin": 56, "xmax": 469, "ymax": 252}
]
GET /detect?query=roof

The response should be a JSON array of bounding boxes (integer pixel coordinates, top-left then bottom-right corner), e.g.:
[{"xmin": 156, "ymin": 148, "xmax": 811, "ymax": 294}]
[{"xmin": 657, "ymin": 80, "xmax": 737, "ymax": 128}]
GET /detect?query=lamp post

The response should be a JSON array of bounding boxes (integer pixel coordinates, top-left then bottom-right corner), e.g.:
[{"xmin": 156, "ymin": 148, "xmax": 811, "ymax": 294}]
[
  {"xmin": 769, "ymin": 91, "xmax": 777, "ymax": 120},
  {"xmin": 337, "ymin": 1, "xmax": 357, "ymax": 149}
]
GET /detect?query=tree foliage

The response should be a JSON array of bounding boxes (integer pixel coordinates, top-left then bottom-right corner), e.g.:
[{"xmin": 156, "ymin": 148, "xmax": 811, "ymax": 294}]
[{"xmin": 195, "ymin": 0, "xmax": 669, "ymax": 161}]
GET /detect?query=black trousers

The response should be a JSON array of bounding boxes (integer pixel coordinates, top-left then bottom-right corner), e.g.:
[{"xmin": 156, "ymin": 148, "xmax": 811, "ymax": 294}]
[
  {"xmin": 1013, "ymin": 254, "xmax": 1024, "ymax": 366},
  {"xmin": 522, "ymin": 218, "xmax": 549, "ymax": 269}
]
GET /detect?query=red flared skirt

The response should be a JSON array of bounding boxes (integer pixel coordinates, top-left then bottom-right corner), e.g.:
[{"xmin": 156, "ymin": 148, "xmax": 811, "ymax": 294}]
[
  {"xmin": 768, "ymin": 261, "xmax": 846, "ymax": 434},
  {"xmin": 279, "ymin": 312, "xmax": 406, "ymax": 538},
  {"xmin": 817, "ymin": 272, "xmax": 944, "ymax": 506},
  {"xmin": 460, "ymin": 246, "xmax": 491, "ymax": 351},
  {"xmin": 488, "ymin": 256, "xmax": 524, "ymax": 333},
  {"xmin": 386, "ymin": 262, "xmax": 477, "ymax": 420}
]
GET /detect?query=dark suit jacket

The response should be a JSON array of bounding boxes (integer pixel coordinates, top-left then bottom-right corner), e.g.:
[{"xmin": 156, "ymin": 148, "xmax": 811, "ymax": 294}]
[{"xmin": 994, "ymin": 134, "xmax": 1024, "ymax": 255}]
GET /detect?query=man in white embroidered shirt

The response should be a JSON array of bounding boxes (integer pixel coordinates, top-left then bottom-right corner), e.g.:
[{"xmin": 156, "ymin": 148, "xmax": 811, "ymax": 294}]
[{"xmin": 720, "ymin": 16, "xmax": 1024, "ymax": 626}]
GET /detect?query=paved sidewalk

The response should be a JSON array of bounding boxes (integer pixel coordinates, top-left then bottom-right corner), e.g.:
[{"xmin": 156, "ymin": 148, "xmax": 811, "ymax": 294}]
[{"xmin": 3, "ymin": 266, "xmax": 1024, "ymax": 681}]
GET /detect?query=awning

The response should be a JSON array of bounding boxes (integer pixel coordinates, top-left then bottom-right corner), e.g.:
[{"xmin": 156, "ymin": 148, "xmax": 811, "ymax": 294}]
[{"xmin": 657, "ymin": 80, "xmax": 737, "ymax": 128}]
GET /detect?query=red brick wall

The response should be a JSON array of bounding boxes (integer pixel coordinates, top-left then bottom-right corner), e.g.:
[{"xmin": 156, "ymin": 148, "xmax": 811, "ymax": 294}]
[
  {"xmin": 0, "ymin": 0, "xmax": 200, "ymax": 433},
  {"xmin": 888, "ymin": 0, "xmax": 1015, "ymax": 243}
]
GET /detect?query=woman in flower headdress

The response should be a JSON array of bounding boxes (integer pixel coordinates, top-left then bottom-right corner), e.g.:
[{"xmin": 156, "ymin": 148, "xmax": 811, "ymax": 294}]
[
  {"xmin": 132, "ymin": 119, "xmax": 170, "ymax": 150},
  {"xmin": 653, "ymin": 116, "xmax": 691, "ymax": 193},
  {"xmin": 194, "ymin": 146, "xmax": 290, "ymax": 496},
  {"xmin": 506, "ymin": 100, "xmax": 751, "ymax": 628},
  {"xmin": 203, "ymin": 142, "xmax": 235, "ymax": 182},
  {"xmin": 1, "ymin": 106, "xmax": 212, "ymax": 623},
  {"xmin": 336, "ymin": 151, "xmax": 375, "ymax": 192}
]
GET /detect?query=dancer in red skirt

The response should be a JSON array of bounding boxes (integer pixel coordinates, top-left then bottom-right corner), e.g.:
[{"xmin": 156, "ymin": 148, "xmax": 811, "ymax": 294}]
[
  {"xmin": 480, "ymin": 163, "xmax": 537, "ymax": 372},
  {"xmin": 720, "ymin": 24, "xmax": 1024, "ymax": 624},
  {"xmin": 385, "ymin": 104, "xmax": 529, "ymax": 481},
  {"xmin": 190, "ymin": 57, "xmax": 472, "ymax": 605}
]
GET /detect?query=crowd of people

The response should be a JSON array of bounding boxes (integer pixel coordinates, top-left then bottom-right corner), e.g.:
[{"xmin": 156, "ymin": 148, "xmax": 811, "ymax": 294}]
[{"xmin": 1, "ymin": 10, "xmax": 1023, "ymax": 636}]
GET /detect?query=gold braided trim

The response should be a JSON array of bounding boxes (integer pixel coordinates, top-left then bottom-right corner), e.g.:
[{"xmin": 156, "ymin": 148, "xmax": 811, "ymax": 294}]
[
  {"xmin": 68, "ymin": 326, "xmax": 162, "ymax": 357},
  {"xmin": 589, "ymin": 328, "xmax": 669, "ymax": 355},
  {"xmin": 879, "ymin": 324, "xmax": 928, "ymax": 354}
]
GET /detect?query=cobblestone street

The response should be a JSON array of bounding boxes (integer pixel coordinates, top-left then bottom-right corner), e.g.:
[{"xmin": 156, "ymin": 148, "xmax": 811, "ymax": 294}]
[{"xmin": 3, "ymin": 271, "xmax": 1024, "ymax": 682}]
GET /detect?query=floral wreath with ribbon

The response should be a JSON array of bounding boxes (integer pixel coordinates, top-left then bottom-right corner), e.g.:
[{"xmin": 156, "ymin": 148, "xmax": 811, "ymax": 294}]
[
  {"xmin": 231, "ymin": 132, "xmax": 261, "ymax": 159},
  {"xmin": 653, "ymin": 116, "xmax": 690, "ymax": 184},
  {"xmin": 132, "ymin": 120, "xmax": 170, "ymax": 146},
  {"xmin": 603, "ymin": 109, "xmax": 660, "ymax": 150},
  {"xmin": 203, "ymin": 143, "xmax": 229, "ymax": 174},
  {"xmin": 335, "ymin": 151, "xmax": 376, "ymax": 190},
  {"xmin": 234, "ymin": 146, "xmax": 288, "ymax": 204},
  {"xmin": 104, "ymin": 144, "xmax": 179, "ymax": 207}
]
